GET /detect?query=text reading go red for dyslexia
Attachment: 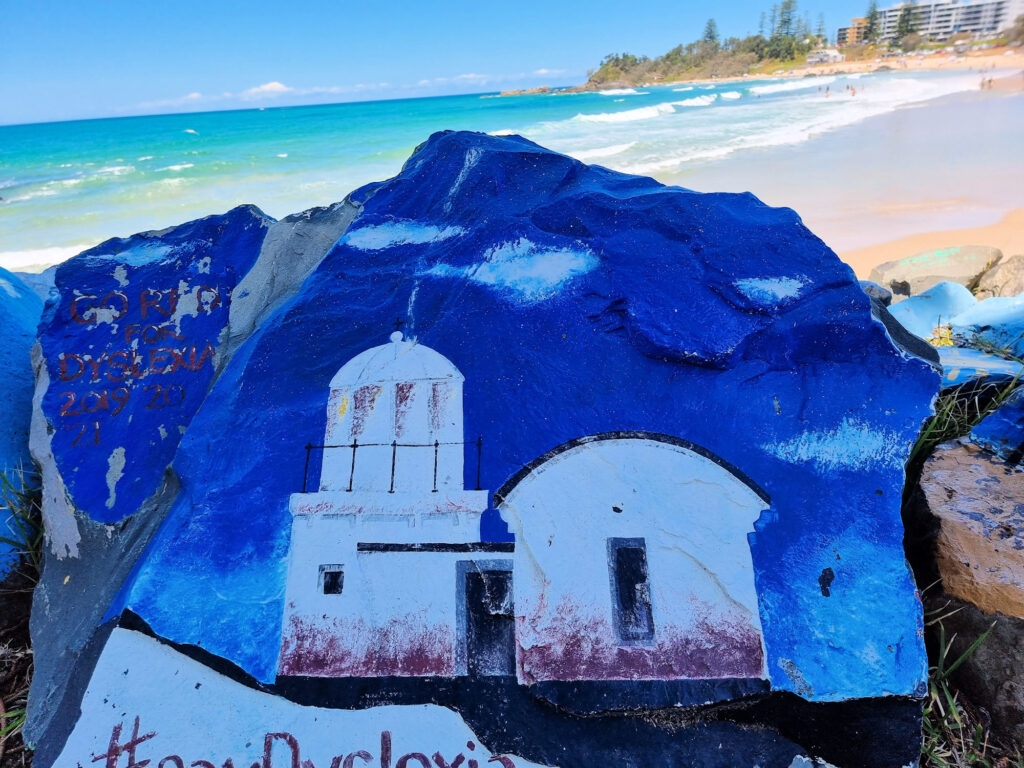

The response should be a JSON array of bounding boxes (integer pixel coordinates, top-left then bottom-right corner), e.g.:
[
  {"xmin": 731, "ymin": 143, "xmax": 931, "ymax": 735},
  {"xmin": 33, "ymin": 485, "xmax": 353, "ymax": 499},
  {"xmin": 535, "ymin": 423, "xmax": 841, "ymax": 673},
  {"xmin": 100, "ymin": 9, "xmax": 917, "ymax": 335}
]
[{"xmin": 55, "ymin": 285, "xmax": 224, "ymax": 448}]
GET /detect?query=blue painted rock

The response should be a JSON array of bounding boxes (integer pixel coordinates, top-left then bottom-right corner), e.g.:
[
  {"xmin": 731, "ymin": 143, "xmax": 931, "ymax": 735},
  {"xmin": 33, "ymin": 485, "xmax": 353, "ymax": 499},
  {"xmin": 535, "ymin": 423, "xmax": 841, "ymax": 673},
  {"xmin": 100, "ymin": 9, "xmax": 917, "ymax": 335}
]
[
  {"xmin": 971, "ymin": 387, "xmax": 1024, "ymax": 462},
  {"xmin": 0, "ymin": 266, "xmax": 44, "ymax": 575},
  {"xmin": 859, "ymin": 279, "xmax": 892, "ymax": 306},
  {"xmin": 937, "ymin": 346, "xmax": 1024, "ymax": 388},
  {"xmin": 951, "ymin": 294, "xmax": 1024, "ymax": 356},
  {"xmin": 886, "ymin": 280, "xmax": 976, "ymax": 340},
  {"xmin": 27, "ymin": 200, "xmax": 359, "ymax": 757},
  {"xmin": 868, "ymin": 245, "xmax": 1002, "ymax": 299},
  {"xmin": 33, "ymin": 132, "xmax": 939, "ymax": 768}
]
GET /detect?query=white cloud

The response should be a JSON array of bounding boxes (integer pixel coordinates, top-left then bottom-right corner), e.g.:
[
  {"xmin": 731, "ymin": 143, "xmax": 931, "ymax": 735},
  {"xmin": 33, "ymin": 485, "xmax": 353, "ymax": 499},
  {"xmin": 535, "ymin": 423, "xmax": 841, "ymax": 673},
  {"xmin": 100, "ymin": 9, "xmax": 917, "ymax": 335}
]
[
  {"xmin": 532, "ymin": 68, "xmax": 566, "ymax": 76},
  {"xmin": 240, "ymin": 81, "xmax": 294, "ymax": 100},
  {"xmin": 134, "ymin": 91, "xmax": 205, "ymax": 111}
]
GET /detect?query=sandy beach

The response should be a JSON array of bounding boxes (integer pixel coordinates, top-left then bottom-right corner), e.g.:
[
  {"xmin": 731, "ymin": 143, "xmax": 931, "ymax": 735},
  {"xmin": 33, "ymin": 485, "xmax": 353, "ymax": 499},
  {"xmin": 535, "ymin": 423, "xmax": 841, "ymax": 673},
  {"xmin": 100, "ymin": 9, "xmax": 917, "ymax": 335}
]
[
  {"xmin": 841, "ymin": 208, "xmax": 1024, "ymax": 277},
  {"xmin": 647, "ymin": 46, "xmax": 1024, "ymax": 88},
  {"xmin": 660, "ymin": 68, "xmax": 1024, "ymax": 280}
]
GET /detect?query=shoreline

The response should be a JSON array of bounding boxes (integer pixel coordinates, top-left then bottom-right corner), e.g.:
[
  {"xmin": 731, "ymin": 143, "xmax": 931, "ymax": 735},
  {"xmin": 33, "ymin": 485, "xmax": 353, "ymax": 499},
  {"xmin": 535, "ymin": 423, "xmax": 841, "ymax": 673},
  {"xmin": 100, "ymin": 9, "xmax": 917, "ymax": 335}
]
[
  {"xmin": 839, "ymin": 208, "xmax": 1024, "ymax": 278},
  {"xmin": 573, "ymin": 46, "xmax": 1024, "ymax": 92}
]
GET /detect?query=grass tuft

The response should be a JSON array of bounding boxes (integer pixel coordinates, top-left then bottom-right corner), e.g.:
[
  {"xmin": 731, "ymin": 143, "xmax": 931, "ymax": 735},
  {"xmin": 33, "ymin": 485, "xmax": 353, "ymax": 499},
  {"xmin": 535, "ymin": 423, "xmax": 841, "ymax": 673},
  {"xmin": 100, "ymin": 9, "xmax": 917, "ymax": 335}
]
[{"xmin": 0, "ymin": 468, "xmax": 41, "ymax": 768}]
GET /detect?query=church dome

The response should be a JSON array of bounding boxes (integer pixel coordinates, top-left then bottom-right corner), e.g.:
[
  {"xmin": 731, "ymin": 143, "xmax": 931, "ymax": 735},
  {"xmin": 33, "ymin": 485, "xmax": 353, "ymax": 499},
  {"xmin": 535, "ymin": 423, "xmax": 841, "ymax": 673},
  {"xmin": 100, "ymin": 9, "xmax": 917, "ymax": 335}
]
[{"xmin": 329, "ymin": 331, "xmax": 464, "ymax": 388}]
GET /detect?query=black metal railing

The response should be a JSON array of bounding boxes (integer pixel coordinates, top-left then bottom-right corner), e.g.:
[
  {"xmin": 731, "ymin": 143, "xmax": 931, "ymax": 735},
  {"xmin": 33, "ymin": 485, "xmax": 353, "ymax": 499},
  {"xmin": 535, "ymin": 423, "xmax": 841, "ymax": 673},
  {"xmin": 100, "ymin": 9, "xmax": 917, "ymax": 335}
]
[{"xmin": 302, "ymin": 437, "xmax": 483, "ymax": 494}]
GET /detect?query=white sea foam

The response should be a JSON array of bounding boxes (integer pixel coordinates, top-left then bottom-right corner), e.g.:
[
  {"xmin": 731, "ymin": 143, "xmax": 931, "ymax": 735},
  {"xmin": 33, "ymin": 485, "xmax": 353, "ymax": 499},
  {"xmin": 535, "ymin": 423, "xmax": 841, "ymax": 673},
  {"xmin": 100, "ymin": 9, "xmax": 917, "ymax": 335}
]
[
  {"xmin": 672, "ymin": 94, "xmax": 718, "ymax": 107},
  {"xmin": 0, "ymin": 244, "xmax": 93, "ymax": 270},
  {"xmin": 137, "ymin": 155, "xmax": 154, "ymax": 161},
  {"xmin": 342, "ymin": 220, "xmax": 466, "ymax": 250},
  {"xmin": 750, "ymin": 76, "xmax": 836, "ymax": 95},
  {"xmin": 425, "ymin": 237, "xmax": 598, "ymax": 302},
  {"xmin": 276, "ymin": 153, "xmax": 288, "ymax": 158},
  {"xmin": 570, "ymin": 142, "xmax": 637, "ymax": 161},
  {"xmin": 156, "ymin": 163, "xmax": 194, "ymax": 172},
  {"xmin": 95, "ymin": 165, "xmax": 135, "ymax": 176},
  {"xmin": 599, "ymin": 88, "xmax": 645, "ymax": 96},
  {"xmin": 672, "ymin": 86, "xmax": 695, "ymax": 92},
  {"xmin": 575, "ymin": 102, "xmax": 675, "ymax": 123},
  {"xmin": 183, "ymin": 129, "xmax": 199, "ymax": 135},
  {"xmin": 617, "ymin": 72, "xmax": 980, "ymax": 175},
  {"xmin": 721, "ymin": 91, "xmax": 743, "ymax": 100}
]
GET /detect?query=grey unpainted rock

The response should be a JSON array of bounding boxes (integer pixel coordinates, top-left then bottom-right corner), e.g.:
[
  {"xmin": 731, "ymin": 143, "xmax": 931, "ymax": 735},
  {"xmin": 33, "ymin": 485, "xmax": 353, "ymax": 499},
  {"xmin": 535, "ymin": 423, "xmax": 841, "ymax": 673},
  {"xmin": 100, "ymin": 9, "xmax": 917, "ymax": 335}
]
[
  {"xmin": 975, "ymin": 254, "xmax": 1024, "ymax": 300},
  {"xmin": 24, "ymin": 201, "xmax": 355, "ymax": 757},
  {"xmin": 923, "ymin": 592, "xmax": 1024, "ymax": 746},
  {"xmin": 222, "ymin": 199, "xmax": 359, "ymax": 362},
  {"xmin": 869, "ymin": 245, "xmax": 1002, "ymax": 300}
]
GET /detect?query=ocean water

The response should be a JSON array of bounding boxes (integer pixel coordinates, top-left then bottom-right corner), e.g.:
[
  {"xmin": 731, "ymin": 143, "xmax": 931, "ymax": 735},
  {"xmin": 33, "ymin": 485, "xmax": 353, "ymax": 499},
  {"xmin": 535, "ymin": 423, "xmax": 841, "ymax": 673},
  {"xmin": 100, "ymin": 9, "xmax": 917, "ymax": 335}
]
[{"xmin": 0, "ymin": 68, "xmax": 1005, "ymax": 270}]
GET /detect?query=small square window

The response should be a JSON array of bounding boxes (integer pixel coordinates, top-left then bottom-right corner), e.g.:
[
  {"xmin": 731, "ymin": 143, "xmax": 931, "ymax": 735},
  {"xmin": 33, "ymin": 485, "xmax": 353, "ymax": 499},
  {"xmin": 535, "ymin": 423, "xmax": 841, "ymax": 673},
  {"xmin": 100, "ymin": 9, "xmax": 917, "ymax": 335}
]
[{"xmin": 319, "ymin": 565, "xmax": 344, "ymax": 595}]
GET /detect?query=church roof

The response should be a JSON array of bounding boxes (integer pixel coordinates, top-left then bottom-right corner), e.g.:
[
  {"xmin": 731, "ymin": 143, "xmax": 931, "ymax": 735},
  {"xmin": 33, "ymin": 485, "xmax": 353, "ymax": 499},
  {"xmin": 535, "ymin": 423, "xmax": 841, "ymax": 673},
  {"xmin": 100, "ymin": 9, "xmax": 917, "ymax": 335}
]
[{"xmin": 330, "ymin": 331, "xmax": 464, "ymax": 387}]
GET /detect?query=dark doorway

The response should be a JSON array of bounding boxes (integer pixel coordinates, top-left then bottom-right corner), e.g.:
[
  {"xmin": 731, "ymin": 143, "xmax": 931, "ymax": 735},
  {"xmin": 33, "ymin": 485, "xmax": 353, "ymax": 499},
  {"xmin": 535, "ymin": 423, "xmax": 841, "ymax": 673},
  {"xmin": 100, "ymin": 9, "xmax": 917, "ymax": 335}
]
[
  {"xmin": 608, "ymin": 538, "xmax": 655, "ymax": 643},
  {"xmin": 465, "ymin": 570, "xmax": 515, "ymax": 676}
]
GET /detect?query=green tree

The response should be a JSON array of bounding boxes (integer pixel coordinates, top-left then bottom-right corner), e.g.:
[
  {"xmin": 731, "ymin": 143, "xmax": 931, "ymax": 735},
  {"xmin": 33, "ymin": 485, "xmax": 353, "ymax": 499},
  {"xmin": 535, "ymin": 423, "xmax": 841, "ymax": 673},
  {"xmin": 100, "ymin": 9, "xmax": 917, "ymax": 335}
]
[
  {"xmin": 759, "ymin": 11, "xmax": 767, "ymax": 37},
  {"xmin": 778, "ymin": 0, "xmax": 797, "ymax": 37},
  {"xmin": 816, "ymin": 13, "xmax": 827, "ymax": 40},
  {"xmin": 896, "ymin": 3, "xmax": 915, "ymax": 39},
  {"xmin": 769, "ymin": 4, "xmax": 779, "ymax": 37},
  {"xmin": 865, "ymin": 0, "xmax": 880, "ymax": 42},
  {"xmin": 703, "ymin": 18, "xmax": 719, "ymax": 44}
]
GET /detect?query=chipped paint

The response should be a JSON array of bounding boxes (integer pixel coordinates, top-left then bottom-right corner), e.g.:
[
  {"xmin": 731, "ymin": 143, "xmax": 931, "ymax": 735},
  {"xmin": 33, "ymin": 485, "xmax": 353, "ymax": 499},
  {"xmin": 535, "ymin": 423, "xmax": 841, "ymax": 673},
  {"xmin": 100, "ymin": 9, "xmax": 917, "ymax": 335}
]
[{"xmin": 105, "ymin": 447, "xmax": 126, "ymax": 510}]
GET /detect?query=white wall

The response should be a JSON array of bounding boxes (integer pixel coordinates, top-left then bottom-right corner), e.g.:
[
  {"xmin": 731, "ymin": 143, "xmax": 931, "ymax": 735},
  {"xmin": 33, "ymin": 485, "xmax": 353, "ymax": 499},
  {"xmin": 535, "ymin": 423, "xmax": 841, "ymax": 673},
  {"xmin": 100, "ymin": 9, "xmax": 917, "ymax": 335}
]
[{"xmin": 498, "ymin": 436, "xmax": 769, "ymax": 683}]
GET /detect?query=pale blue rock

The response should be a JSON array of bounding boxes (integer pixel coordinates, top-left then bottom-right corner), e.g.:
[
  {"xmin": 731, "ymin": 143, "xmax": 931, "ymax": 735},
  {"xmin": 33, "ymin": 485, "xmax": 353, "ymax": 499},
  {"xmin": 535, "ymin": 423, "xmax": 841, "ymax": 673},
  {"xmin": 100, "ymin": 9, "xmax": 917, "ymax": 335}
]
[
  {"xmin": 887, "ymin": 281, "xmax": 976, "ymax": 340},
  {"xmin": 950, "ymin": 294, "xmax": 1024, "ymax": 356},
  {"xmin": 0, "ymin": 266, "xmax": 44, "ymax": 575},
  {"xmin": 938, "ymin": 347, "xmax": 1024, "ymax": 388}
]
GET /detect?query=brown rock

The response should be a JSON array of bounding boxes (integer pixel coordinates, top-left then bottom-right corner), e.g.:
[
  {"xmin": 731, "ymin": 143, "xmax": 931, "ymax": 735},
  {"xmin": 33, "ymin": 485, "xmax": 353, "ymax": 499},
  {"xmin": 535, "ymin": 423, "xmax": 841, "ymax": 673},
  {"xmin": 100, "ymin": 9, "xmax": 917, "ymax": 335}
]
[
  {"xmin": 869, "ymin": 245, "xmax": 1002, "ymax": 299},
  {"xmin": 919, "ymin": 441, "xmax": 1024, "ymax": 618},
  {"xmin": 975, "ymin": 253, "xmax": 1024, "ymax": 299}
]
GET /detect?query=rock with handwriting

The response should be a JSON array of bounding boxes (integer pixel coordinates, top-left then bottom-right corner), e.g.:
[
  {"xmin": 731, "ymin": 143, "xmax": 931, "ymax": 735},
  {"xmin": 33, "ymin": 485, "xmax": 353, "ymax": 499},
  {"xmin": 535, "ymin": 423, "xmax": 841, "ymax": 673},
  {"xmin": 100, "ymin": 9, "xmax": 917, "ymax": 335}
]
[{"xmin": 31, "ymin": 132, "xmax": 939, "ymax": 768}]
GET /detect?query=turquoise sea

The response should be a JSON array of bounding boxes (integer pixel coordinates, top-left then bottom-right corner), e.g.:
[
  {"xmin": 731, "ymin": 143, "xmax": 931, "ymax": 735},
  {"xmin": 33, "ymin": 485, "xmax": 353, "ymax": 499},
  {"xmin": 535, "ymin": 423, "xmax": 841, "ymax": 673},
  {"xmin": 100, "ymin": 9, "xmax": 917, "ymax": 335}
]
[{"xmin": 0, "ymin": 67, "xmax": 1015, "ymax": 270}]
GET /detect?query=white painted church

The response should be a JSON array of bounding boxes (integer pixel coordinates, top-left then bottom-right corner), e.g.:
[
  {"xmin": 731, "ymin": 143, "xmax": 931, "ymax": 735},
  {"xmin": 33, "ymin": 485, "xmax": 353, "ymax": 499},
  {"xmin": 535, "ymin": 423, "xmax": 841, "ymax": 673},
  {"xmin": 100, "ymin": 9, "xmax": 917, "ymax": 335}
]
[{"xmin": 277, "ymin": 332, "xmax": 771, "ymax": 684}]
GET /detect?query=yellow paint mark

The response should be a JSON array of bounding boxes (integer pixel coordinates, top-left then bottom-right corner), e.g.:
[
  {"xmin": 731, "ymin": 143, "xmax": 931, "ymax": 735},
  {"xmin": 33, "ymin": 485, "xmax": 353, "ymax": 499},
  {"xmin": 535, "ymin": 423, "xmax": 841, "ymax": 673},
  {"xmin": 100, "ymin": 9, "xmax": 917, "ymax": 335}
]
[
  {"xmin": 338, "ymin": 395, "xmax": 349, "ymax": 418},
  {"xmin": 63, "ymin": 575, "xmax": 70, "ymax": 585}
]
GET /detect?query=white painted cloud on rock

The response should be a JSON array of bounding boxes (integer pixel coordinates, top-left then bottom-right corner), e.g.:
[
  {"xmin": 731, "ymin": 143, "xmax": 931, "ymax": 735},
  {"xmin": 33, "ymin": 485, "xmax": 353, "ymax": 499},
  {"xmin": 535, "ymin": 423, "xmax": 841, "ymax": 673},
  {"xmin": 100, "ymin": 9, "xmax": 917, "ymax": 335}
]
[
  {"xmin": 426, "ymin": 237, "xmax": 598, "ymax": 302},
  {"xmin": 342, "ymin": 221, "xmax": 466, "ymax": 251},
  {"xmin": 763, "ymin": 418, "xmax": 904, "ymax": 473}
]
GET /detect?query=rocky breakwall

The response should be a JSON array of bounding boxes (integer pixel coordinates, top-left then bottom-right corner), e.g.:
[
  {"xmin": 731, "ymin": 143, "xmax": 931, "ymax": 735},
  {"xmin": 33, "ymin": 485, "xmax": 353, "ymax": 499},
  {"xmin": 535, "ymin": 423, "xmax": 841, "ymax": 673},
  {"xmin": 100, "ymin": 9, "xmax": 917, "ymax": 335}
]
[{"xmin": 28, "ymin": 131, "xmax": 939, "ymax": 768}]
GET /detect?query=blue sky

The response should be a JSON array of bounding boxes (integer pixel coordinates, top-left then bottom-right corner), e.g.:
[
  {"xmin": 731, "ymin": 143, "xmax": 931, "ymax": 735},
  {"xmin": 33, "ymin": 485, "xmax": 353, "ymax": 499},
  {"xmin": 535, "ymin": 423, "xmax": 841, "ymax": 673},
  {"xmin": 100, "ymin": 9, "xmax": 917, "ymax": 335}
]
[{"xmin": 1, "ymin": 0, "xmax": 867, "ymax": 125}]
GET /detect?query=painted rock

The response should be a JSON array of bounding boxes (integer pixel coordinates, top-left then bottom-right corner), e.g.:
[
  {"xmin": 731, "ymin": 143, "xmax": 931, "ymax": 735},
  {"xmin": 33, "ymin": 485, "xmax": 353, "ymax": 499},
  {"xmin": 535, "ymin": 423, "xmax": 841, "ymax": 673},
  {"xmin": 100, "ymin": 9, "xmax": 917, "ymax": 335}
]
[
  {"xmin": 971, "ymin": 386, "xmax": 1024, "ymax": 461},
  {"xmin": 937, "ymin": 346, "xmax": 1024, "ymax": 388},
  {"xmin": 886, "ymin": 280, "xmax": 976, "ymax": 341},
  {"xmin": 918, "ymin": 440, "xmax": 1024, "ymax": 619},
  {"xmin": 0, "ymin": 266, "xmax": 44, "ymax": 575},
  {"xmin": 31, "ymin": 132, "xmax": 939, "ymax": 768},
  {"xmin": 27, "ymin": 200, "xmax": 358, "ymax": 757},
  {"xmin": 858, "ymin": 279, "xmax": 892, "ymax": 306},
  {"xmin": 868, "ymin": 245, "xmax": 1002, "ymax": 300},
  {"xmin": 950, "ymin": 293, "xmax": 1024, "ymax": 356}
]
